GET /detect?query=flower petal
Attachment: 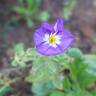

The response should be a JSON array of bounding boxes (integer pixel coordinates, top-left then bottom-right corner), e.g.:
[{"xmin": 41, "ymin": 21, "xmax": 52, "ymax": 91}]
[
  {"xmin": 57, "ymin": 29, "xmax": 74, "ymax": 39},
  {"xmin": 34, "ymin": 27, "xmax": 46, "ymax": 47},
  {"xmin": 54, "ymin": 18, "xmax": 64, "ymax": 32},
  {"xmin": 56, "ymin": 29, "xmax": 74, "ymax": 52},
  {"xmin": 41, "ymin": 22, "xmax": 54, "ymax": 34},
  {"xmin": 36, "ymin": 43, "xmax": 62, "ymax": 56}
]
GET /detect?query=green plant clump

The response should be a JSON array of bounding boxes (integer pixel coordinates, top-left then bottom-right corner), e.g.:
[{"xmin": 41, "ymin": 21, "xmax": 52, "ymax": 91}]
[
  {"xmin": 13, "ymin": 0, "xmax": 50, "ymax": 27},
  {"xmin": 9, "ymin": 43, "xmax": 96, "ymax": 96}
]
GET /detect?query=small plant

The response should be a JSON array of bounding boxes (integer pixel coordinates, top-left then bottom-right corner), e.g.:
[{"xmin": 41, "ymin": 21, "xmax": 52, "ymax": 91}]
[
  {"xmin": 0, "ymin": 74, "xmax": 15, "ymax": 96},
  {"xmin": 63, "ymin": 0, "xmax": 77, "ymax": 21},
  {"xmin": 13, "ymin": 0, "xmax": 50, "ymax": 28},
  {"xmin": 10, "ymin": 18, "xmax": 96, "ymax": 96},
  {"xmin": 11, "ymin": 44, "xmax": 96, "ymax": 96}
]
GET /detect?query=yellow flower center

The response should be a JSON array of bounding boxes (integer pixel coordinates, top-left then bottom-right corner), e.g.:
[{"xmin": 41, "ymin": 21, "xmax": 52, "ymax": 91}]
[{"xmin": 49, "ymin": 34, "xmax": 56, "ymax": 45}]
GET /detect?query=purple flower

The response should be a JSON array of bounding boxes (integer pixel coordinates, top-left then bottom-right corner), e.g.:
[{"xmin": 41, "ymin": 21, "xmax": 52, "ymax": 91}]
[{"xmin": 34, "ymin": 18, "xmax": 74, "ymax": 56}]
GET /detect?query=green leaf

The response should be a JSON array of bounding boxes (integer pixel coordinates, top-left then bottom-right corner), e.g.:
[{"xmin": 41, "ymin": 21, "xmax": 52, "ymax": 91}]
[
  {"xmin": 63, "ymin": 77, "xmax": 71, "ymax": 90},
  {"xmin": 27, "ymin": 19, "xmax": 33, "ymax": 28},
  {"xmin": 39, "ymin": 11, "xmax": 50, "ymax": 21},
  {"xmin": 0, "ymin": 86, "xmax": 11, "ymax": 96},
  {"xmin": 14, "ymin": 7, "xmax": 27, "ymax": 14},
  {"xmin": 14, "ymin": 43, "xmax": 24, "ymax": 55},
  {"xmin": 27, "ymin": 0, "xmax": 33, "ymax": 10},
  {"xmin": 67, "ymin": 48, "xmax": 83, "ymax": 59},
  {"xmin": 63, "ymin": 0, "xmax": 76, "ymax": 20},
  {"xmin": 32, "ymin": 82, "xmax": 55, "ymax": 96},
  {"xmin": 85, "ymin": 55, "xmax": 96, "ymax": 77},
  {"xmin": 32, "ymin": 82, "xmax": 46, "ymax": 96},
  {"xmin": 34, "ymin": 0, "xmax": 41, "ymax": 7},
  {"xmin": 50, "ymin": 91, "xmax": 65, "ymax": 96}
]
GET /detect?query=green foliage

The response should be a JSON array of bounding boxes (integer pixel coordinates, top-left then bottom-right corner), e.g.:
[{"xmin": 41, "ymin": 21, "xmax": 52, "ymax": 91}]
[
  {"xmin": 0, "ymin": 75, "xmax": 13, "ymax": 96},
  {"xmin": 85, "ymin": 55, "xmax": 96, "ymax": 77},
  {"xmin": 66, "ymin": 48, "xmax": 96, "ymax": 89},
  {"xmin": 63, "ymin": 77, "xmax": 71, "ymax": 90},
  {"xmin": 50, "ymin": 91, "xmax": 65, "ymax": 96},
  {"xmin": 39, "ymin": 11, "xmax": 50, "ymax": 22},
  {"xmin": 67, "ymin": 48, "xmax": 83, "ymax": 59},
  {"xmin": 0, "ymin": 86, "xmax": 11, "ymax": 96},
  {"xmin": 50, "ymin": 89, "xmax": 93, "ymax": 96},
  {"xmin": 32, "ymin": 82, "xmax": 55, "ymax": 96},
  {"xmin": 14, "ymin": 0, "xmax": 40, "ymax": 16},
  {"xmin": 11, "ymin": 44, "xmax": 96, "ymax": 96},
  {"xmin": 13, "ymin": 0, "xmax": 50, "ymax": 27},
  {"xmin": 63, "ymin": 0, "xmax": 77, "ymax": 20},
  {"xmin": 65, "ymin": 89, "xmax": 93, "ymax": 96},
  {"xmin": 11, "ymin": 43, "xmax": 35, "ymax": 67}
]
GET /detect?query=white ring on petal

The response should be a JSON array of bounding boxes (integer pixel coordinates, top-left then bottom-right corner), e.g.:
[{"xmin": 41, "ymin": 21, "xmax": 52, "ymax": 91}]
[{"xmin": 43, "ymin": 33, "xmax": 61, "ymax": 48}]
